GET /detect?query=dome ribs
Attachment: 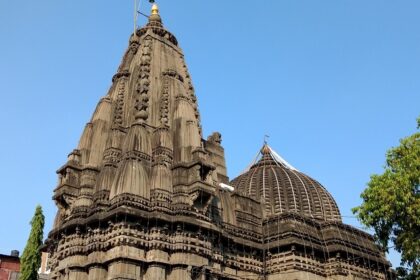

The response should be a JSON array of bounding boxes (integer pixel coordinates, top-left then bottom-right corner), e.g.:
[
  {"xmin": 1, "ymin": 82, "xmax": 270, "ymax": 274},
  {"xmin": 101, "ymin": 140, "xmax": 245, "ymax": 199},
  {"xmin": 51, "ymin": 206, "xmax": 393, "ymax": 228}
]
[
  {"xmin": 261, "ymin": 165, "xmax": 272, "ymax": 215},
  {"xmin": 230, "ymin": 145, "xmax": 342, "ymax": 222},
  {"xmin": 248, "ymin": 167, "xmax": 259, "ymax": 199},
  {"xmin": 278, "ymin": 165, "xmax": 291, "ymax": 212},
  {"xmin": 277, "ymin": 166, "xmax": 299, "ymax": 213},
  {"xmin": 303, "ymin": 174, "xmax": 341, "ymax": 221},
  {"xmin": 288, "ymin": 169, "xmax": 312, "ymax": 216},
  {"xmin": 270, "ymin": 166, "xmax": 284, "ymax": 214},
  {"xmin": 300, "ymin": 173, "xmax": 325, "ymax": 220}
]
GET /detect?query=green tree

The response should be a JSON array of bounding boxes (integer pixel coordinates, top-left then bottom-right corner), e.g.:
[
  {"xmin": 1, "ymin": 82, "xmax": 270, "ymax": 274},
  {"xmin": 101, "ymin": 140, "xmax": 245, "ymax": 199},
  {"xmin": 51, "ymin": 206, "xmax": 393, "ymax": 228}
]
[
  {"xmin": 353, "ymin": 117, "xmax": 420, "ymax": 279},
  {"xmin": 19, "ymin": 205, "xmax": 45, "ymax": 280}
]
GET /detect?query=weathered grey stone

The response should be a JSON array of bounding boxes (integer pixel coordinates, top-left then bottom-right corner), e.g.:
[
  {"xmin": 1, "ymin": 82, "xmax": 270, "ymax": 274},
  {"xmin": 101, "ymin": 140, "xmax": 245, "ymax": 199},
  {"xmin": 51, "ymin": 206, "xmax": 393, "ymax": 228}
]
[{"xmin": 45, "ymin": 5, "xmax": 394, "ymax": 280}]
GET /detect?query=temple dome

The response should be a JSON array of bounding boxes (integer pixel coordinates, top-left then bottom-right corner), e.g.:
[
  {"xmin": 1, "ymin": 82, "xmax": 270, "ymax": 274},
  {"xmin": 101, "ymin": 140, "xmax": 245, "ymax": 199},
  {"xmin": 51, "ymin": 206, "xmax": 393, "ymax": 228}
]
[{"xmin": 230, "ymin": 144, "xmax": 341, "ymax": 221}]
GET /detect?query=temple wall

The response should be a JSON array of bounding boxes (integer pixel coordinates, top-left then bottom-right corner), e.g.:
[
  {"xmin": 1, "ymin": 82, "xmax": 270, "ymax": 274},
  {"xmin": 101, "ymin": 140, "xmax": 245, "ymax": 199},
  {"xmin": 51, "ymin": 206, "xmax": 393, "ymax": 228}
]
[
  {"xmin": 49, "ymin": 242, "xmax": 389, "ymax": 280},
  {"xmin": 107, "ymin": 261, "xmax": 141, "ymax": 280},
  {"xmin": 87, "ymin": 266, "xmax": 107, "ymax": 280},
  {"xmin": 268, "ymin": 271, "xmax": 325, "ymax": 280},
  {"xmin": 167, "ymin": 266, "xmax": 191, "ymax": 280}
]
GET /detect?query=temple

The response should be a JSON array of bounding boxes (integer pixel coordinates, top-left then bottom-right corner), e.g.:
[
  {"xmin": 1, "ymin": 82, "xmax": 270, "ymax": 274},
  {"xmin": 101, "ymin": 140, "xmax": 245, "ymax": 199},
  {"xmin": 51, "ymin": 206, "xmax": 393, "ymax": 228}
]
[{"xmin": 46, "ymin": 5, "xmax": 394, "ymax": 280}]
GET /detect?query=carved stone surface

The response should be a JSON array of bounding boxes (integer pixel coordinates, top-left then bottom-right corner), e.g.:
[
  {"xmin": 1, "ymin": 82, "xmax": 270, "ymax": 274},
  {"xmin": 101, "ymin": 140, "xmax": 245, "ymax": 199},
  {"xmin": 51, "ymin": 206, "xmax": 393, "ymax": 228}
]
[
  {"xmin": 231, "ymin": 147, "xmax": 342, "ymax": 221},
  {"xmin": 45, "ymin": 7, "xmax": 394, "ymax": 280}
]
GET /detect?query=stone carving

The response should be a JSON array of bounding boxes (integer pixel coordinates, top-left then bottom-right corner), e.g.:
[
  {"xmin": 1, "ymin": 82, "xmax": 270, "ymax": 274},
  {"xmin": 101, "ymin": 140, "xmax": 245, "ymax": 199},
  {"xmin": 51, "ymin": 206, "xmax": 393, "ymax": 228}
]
[
  {"xmin": 102, "ymin": 148, "xmax": 122, "ymax": 167},
  {"xmin": 160, "ymin": 75, "xmax": 170, "ymax": 126},
  {"xmin": 136, "ymin": 22, "xmax": 179, "ymax": 46},
  {"xmin": 207, "ymin": 132, "xmax": 222, "ymax": 144},
  {"xmin": 112, "ymin": 76, "xmax": 128, "ymax": 127},
  {"xmin": 124, "ymin": 150, "xmax": 152, "ymax": 162},
  {"xmin": 134, "ymin": 36, "xmax": 153, "ymax": 122},
  {"xmin": 162, "ymin": 69, "xmax": 184, "ymax": 82}
]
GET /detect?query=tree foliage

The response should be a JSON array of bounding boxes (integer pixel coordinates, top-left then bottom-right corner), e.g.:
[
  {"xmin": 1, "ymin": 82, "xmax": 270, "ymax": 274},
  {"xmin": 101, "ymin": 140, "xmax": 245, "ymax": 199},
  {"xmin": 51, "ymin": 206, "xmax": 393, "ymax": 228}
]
[
  {"xmin": 353, "ymin": 117, "xmax": 420, "ymax": 279},
  {"xmin": 19, "ymin": 205, "xmax": 45, "ymax": 280}
]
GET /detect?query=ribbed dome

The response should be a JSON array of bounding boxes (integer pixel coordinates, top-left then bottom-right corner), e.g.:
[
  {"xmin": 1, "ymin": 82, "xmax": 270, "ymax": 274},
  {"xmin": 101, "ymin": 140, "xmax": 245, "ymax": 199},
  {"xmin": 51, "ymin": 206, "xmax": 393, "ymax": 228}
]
[{"xmin": 230, "ymin": 145, "xmax": 341, "ymax": 221}]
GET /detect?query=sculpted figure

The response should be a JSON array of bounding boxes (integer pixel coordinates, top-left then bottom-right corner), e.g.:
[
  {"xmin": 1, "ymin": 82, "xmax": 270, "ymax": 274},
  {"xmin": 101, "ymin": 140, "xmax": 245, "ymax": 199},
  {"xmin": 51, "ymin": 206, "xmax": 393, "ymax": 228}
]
[{"xmin": 207, "ymin": 132, "xmax": 222, "ymax": 144}]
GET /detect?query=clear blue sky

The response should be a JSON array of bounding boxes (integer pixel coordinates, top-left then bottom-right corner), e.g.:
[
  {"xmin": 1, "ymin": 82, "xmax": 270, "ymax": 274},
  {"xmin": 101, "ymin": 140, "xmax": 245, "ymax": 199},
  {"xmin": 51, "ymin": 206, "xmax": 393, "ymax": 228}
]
[{"xmin": 1, "ymin": 0, "xmax": 419, "ymax": 268}]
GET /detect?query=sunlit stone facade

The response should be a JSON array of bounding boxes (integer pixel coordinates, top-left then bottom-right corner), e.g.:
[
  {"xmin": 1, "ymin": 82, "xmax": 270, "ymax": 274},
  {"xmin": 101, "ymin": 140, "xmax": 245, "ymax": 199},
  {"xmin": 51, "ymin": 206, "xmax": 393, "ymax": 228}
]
[{"xmin": 46, "ymin": 6, "xmax": 393, "ymax": 280}]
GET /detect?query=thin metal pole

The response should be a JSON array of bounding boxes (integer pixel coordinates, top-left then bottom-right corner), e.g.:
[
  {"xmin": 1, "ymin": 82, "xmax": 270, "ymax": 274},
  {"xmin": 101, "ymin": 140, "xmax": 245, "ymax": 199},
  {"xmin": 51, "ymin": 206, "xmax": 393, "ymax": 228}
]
[{"xmin": 133, "ymin": 0, "xmax": 139, "ymax": 36}]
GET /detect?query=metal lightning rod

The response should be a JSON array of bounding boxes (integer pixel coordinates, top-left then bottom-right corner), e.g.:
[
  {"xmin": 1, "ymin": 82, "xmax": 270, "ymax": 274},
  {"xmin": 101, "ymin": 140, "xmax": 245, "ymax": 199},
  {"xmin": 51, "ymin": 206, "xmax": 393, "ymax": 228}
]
[
  {"xmin": 135, "ymin": 0, "xmax": 156, "ymax": 30},
  {"xmin": 134, "ymin": 0, "xmax": 139, "ymax": 37}
]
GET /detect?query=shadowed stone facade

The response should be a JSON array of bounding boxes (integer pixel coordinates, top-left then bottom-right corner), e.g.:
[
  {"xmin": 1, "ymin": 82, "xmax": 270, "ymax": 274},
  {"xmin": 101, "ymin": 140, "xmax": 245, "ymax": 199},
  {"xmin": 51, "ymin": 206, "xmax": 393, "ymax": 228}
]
[{"xmin": 45, "ymin": 5, "xmax": 394, "ymax": 280}]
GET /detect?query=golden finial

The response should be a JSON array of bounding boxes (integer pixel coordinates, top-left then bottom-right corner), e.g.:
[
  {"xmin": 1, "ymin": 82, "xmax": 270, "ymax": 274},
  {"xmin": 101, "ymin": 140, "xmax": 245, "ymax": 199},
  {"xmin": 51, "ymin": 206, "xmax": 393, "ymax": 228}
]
[{"xmin": 151, "ymin": 3, "xmax": 159, "ymax": 15}]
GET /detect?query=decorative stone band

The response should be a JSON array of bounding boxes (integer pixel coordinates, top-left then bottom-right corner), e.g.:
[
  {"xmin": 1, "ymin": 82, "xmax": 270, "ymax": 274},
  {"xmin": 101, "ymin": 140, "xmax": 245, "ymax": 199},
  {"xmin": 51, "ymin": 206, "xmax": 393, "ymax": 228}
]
[
  {"xmin": 175, "ymin": 95, "xmax": 195, "ymax": 106},
  {"xmin": 111, "ymin": 70, "xmax": 130, "ymax": 83},
  {"xmin": 150, "ymin": 189, "xmax": 172, "ymax": 203},
  {"xmin": 49, "ymin": 217, "xmax": 387, "ymax": 279},
  {"xmin": 103, "ymin": 148, "xmax": 122, "ymax": 166},
  {"xmin": 136, "ymin": 26, "xmax": 178, "ymax": 46},
  {"xmin": 123, "ymin": 150, "xmax": 152, "ymax": 163},
  {"xmin": 160, "ymin": 75, "xmax": 171, "ymax": 125},
  {"xmin": 162, "ymin": 69, "xmax": 184, "ymax": 82},
  {"xmin": 152, "ymin": 147, "xmax": 173, "ymax": 167},
  {"xmin": 47, "ymin": 199, "xmax": 389, "ymax": 280},
  {"xmin": 93, "ymin": 190, "xmax": 110, "ymax": 202}
]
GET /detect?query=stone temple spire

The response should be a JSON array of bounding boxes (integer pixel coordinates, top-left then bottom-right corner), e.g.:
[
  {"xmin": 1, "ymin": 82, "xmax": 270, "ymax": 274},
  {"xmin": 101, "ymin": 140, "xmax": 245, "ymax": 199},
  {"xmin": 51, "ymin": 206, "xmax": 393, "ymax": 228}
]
[
  {"xmin": 45, "ymin": 4, "xmax": 392, "ymax": 280},
  {"xmin": 47, "ymin": 5, "xmax": 229, "ymax": 279},
  {"xmin": 52, "ymin": 3, "xmax": 213, "ymax": 209}
]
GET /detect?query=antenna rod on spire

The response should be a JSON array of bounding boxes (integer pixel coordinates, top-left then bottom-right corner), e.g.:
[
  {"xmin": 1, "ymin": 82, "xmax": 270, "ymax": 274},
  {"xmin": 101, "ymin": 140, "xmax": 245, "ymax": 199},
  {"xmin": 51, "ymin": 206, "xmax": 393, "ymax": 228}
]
[{"xmin": 133, "ymin": 0, "xmax": 139, "ymax": 36}]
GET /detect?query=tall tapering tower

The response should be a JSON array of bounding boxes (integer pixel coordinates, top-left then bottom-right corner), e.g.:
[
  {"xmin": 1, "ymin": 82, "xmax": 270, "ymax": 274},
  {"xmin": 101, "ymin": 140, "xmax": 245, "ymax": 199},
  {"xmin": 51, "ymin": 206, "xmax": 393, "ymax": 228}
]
[
  {"xmin": 48, "ymin": 5, "xmax": 227, "ymax": 279},
  {"xmin": 46, "ymin": 5, "xmax": 393, "ymax": 280}
]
